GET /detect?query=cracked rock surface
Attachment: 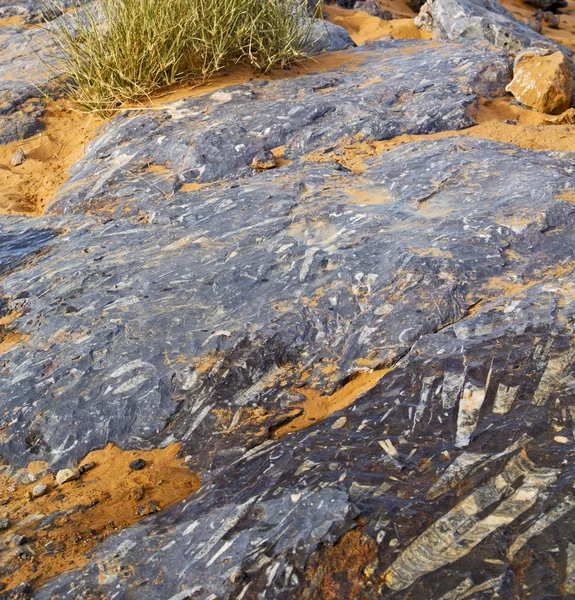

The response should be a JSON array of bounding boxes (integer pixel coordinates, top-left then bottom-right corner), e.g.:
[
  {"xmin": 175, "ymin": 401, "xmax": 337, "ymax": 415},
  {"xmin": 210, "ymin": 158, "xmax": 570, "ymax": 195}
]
[{"xmin": 2, "ymin": 2, "xmax": 575, "ymax": 599}]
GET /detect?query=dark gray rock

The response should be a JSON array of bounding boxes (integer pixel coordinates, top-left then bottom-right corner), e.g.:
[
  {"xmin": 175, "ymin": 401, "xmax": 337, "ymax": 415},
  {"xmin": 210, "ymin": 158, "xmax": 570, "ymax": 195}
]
[
  {"xmin": 49, "ymin": 39, "xmax": 511, "ymax": 216},
  {"xmin": 418, "ymin": 0, "xmax": 572, "ymax": 56},
  {"xmin": 407, "ymin": 0, "xmax": 427, "ymax": 12},
  {"xmin": 0, "ymin": 21, "xmax": 62, "ymax": 144},
  {"xmin": 0, "ymin": 17, "xmax": 574, "ymax": 600},
  {"xmin": 309, "ymin": 18, "xmax": 356, "ymax": 53},
  {"xmin": 24, "ymin": 135, "xmax": 575, "ymax": 598},
  {"xmin": 524, "ymin": 0, "xmax": 567, "ymax": 11},
  {"xmin": 354, "ymin": 0, "xmax": 393, "ymax": 18}
]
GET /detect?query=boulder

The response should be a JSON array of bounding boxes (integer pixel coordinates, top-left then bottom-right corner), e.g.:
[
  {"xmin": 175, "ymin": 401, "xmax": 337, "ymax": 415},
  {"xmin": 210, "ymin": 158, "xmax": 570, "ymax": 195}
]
[
  {"xmin": 506, "ymin": 49, "xmax": 574, "ymax": 113},
  {"xmin": 415, "ymin": 0, "xmax": 571, "ymax": 56},
  {"xmin": 308, "ymin": 18, "xmax": 356, "ymax": 53},
  {"xmin": 524, "ymin": 0, "xmax": 567, "ymax": 10},
  {"xmin": 30, "ymin": 135, "xmax": 575, "ymax": 598}
]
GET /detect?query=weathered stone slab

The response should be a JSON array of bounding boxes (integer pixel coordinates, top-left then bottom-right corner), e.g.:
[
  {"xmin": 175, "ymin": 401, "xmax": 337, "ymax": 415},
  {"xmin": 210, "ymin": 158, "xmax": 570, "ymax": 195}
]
[
  {"xmin": 48, "ymin": 39, "xmax": 511, "ymax": 216},
  {"xmin": 30, "ymin": 141, "xmax": 575, "ymax": 596},
  {"xmin": 417, "ymin": 0, "xmax": 572, "ymax": 56},
  {"xmin": 0, "ymin": 21, "xmax": 574, "ymax": 600}
]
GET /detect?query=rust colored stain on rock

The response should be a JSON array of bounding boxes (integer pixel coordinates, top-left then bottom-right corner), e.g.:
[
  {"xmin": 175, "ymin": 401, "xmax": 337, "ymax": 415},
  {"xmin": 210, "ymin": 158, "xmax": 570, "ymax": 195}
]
[{"xmin": 305, "ymin": 528, "xmax": 377, "ymax": 600}]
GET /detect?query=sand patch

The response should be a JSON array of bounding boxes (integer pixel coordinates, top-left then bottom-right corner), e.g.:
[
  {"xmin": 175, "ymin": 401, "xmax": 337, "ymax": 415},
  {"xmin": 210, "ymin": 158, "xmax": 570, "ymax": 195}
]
[
  {"xmin": 0, "ymin": 312, "xmax": 25, "ymax": 355},
  {"xmin": 0, "ymin": 99, "xmax": 103, "ymax": 216},
  {"xmin": 273, "ymin": 368, "xmax": 390, "ymax": 437},
  {"xmin": 0, "ymin": 15, "xmax": 24, "ymax": 27},
  {"xmin": 0, "ymin": 443, "xmax": 200, "ymax": 591},
  {"xmin": 324, "ymin": 4, "xmax": 432, "ymax": 44}
]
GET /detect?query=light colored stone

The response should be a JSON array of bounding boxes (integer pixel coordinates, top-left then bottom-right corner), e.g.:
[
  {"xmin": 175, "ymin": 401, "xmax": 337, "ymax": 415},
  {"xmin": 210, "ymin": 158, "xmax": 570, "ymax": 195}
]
[
  {"xmin": 31, "ymin": 483, "xmax": 48, "ymax": 498},
  {"xmin": 55, "ymin": 468, "xmax": 79, "ymax": 485},
  {"xmin": 10, "ymin": 148, "xmax": 26, "ymax": 167},
  {"xmin": 506, "ymin": 50, "xmax": 574, "ymax": 114}
]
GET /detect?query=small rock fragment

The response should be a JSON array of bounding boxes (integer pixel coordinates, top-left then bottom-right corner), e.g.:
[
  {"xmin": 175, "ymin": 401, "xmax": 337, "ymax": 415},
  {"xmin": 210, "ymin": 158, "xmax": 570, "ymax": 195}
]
[
  {"xmin": 526, "ymin": 18, "xmax": 543, "ymax": 33},
  {"xmin": 78, "ymin": 462, "xmax": 96, "ymax": 475},
  {"xmin": 55, "ymin": 468, "xmax": 79, "ymax": 485},
  {"xmin": 251, "ymin": 150, "xmax": 277, "ymax": 170},
  {"xmin": 414, "ymin": 2, "xmax": 433, "ymax": 31},
  {"xmin": 136, "ymin": 499, "xmax": 159, "ymax": 516},
  {"xmin": 129, "ymin": 458, "xmax": 147, "ymax": 471},
  {"xmin": 10, "ymin": 148, "xmax": 26, "ymax": 167},
  {"xmin": 130, "ymin": 485, "xmax": 145, "ymax": 502},
  {"xmin": 31, "ymin": 483, "xmax": 48, "ymax": 498},
  {"xmin": 230, "ymin": 570, "xmax": 246, "ymax": 585},
  {"xmin": 0, "ymin": 516, "xmax": 8, "ymax": 530},
  {"xmin": 506, "ymin": 49, "xmax": 574, "ymax": 114},
  {"xmin": 15, "ymin": 471, "xmax": 36, "ymax": 485},
  {"xmin": 543, "ymin": 11, "xmax": 560, "ymax": 28},
  {"xmin": 44, "ymin": 540, "xmax": 66, "ymax": 555}
]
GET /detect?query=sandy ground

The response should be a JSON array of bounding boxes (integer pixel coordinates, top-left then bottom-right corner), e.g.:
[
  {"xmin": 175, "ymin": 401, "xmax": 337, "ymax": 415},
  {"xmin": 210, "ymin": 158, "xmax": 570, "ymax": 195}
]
[
  {"xmin": 0, "ymin": 443, "xmax": 200, "ymax": 591},
  {"xmin": 324, "ymin": 4, "xmax": 432, "ymax": 43}
]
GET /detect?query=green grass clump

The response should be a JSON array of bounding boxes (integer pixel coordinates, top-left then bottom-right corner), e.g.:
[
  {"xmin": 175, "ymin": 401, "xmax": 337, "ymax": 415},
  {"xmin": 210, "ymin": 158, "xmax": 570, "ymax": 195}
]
[{"xmin": 48, "ymin": 0, "xmax": 318, "ymax": 114}]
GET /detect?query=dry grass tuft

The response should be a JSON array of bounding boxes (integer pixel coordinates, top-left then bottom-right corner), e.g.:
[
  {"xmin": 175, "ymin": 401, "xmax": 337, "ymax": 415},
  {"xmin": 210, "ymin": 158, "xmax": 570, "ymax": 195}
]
[{"xmin": 46, "ymin": 0, "xmax": 319, "ymax": 115}]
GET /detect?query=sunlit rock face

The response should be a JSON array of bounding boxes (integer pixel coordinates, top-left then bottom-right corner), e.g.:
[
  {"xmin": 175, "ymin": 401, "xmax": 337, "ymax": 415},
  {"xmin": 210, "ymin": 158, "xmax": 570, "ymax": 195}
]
[{"xmin": 1, "ymin": 0, "xmax": 575, "ymax": 598}]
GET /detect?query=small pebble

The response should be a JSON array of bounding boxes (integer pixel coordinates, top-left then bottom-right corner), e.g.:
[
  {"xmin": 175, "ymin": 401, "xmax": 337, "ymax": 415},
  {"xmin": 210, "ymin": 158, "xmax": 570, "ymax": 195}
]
[
  {"xmin": 250, "ymin": 150, "xmax": 277, "ymax": 170},
  {"xmin": 130, "ymin": 485, "xmax": 145, "ymax": 502},
  {"xmin": 129, "ymin": 458, "xmax": 147, "ymax": 471},
  {"xmin": 78, "ymin": 461, "xmax": 96, "ymax": 475},
  {"xmin": 55, "ymin": 468, "xmax": 79, "ymax": 485},
  {"xmin": 0, "ymin": 516, "xmax": 8, "ymax": 531},
  {"xmin": 31, "ymin": 483, "xmax": 48, "ymax": 498},
  {"xmin": 136, "ymin": 499, "xmax": 159, "ymax": 516},
  {"xmin": 10, "ymin": 148, "xmax": 26, "ymax": 167}
]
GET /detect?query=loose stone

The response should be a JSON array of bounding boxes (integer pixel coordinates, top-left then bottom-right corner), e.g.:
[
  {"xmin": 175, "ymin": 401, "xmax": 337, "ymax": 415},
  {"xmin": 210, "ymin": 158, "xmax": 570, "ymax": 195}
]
[
  {"xmin": 129, "ymin": 458, "xmax": 147, "ymax": 471},
  {"xmin": 55, "ymin": 469, "xmax": 79, "ymax": 485},
  {"xmin": 10, "ymin": 148, "xmax": 26, "ymax": 167},
  {"xmin": 31, "ymin": 483, "xmax": 48, "ymax": 498}
]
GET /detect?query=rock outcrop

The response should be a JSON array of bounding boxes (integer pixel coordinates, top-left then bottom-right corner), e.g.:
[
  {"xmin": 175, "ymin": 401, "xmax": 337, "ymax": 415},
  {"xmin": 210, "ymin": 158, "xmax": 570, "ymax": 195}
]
[
  {"xmin": 1, "ymin": 0, "xmax": 575, "ymax": 598},
  {"xmin": 415, "ymin": 0, "xmax": 572, "ymax": 56}
]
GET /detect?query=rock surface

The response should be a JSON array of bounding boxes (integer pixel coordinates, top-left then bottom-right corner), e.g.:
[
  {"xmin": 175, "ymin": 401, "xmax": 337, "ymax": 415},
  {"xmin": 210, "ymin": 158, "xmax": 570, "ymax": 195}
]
[
  {"xmin": 0, "ymin": 0, "xmax": 90, "ymax": 23},
  {"xmin": 507, "ymin": 48, "xmax": 574, "ymax": 113},
  {"xmin": 416, "ymin": 0, "xmax": 572, "ymax": 56},
  {"xmin": 1, "ymin": 1, "xmax": 575, "ymax": 598},
  {"xmin": 49, "ymin": 40, "xmax": 511, "ymax": 216},
  {"xmin": 310, "ymin": 18, "xmax": 356, "ymax": 52}
]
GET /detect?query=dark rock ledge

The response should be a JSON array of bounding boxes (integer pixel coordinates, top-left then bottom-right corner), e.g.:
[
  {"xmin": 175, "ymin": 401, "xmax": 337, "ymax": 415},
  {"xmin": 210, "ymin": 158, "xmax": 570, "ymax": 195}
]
[{"xmin": 0, "ymin": 1, "xmax": 575, "ymax": 598}]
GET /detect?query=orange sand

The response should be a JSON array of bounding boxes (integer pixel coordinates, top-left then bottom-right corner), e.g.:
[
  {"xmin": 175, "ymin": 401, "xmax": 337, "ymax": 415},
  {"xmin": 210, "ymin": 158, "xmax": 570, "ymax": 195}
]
[
  {"xmin": 274, "ymin": 368, "xmax": 390, "ymax": 437},
  {"xmin": 0, "ymin": 99, "xmax": 103, "ymax": 216},
  {"xmin": 324, "ymin": 4, "xmax": 432, "ymax": 43},
  {"xmin": 0, "ymin": 443, "xmax": 200, "ymax": 591},
  {"xmin": 304, "ymin": 96, "xmax": 575, "ymax": 174}
]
